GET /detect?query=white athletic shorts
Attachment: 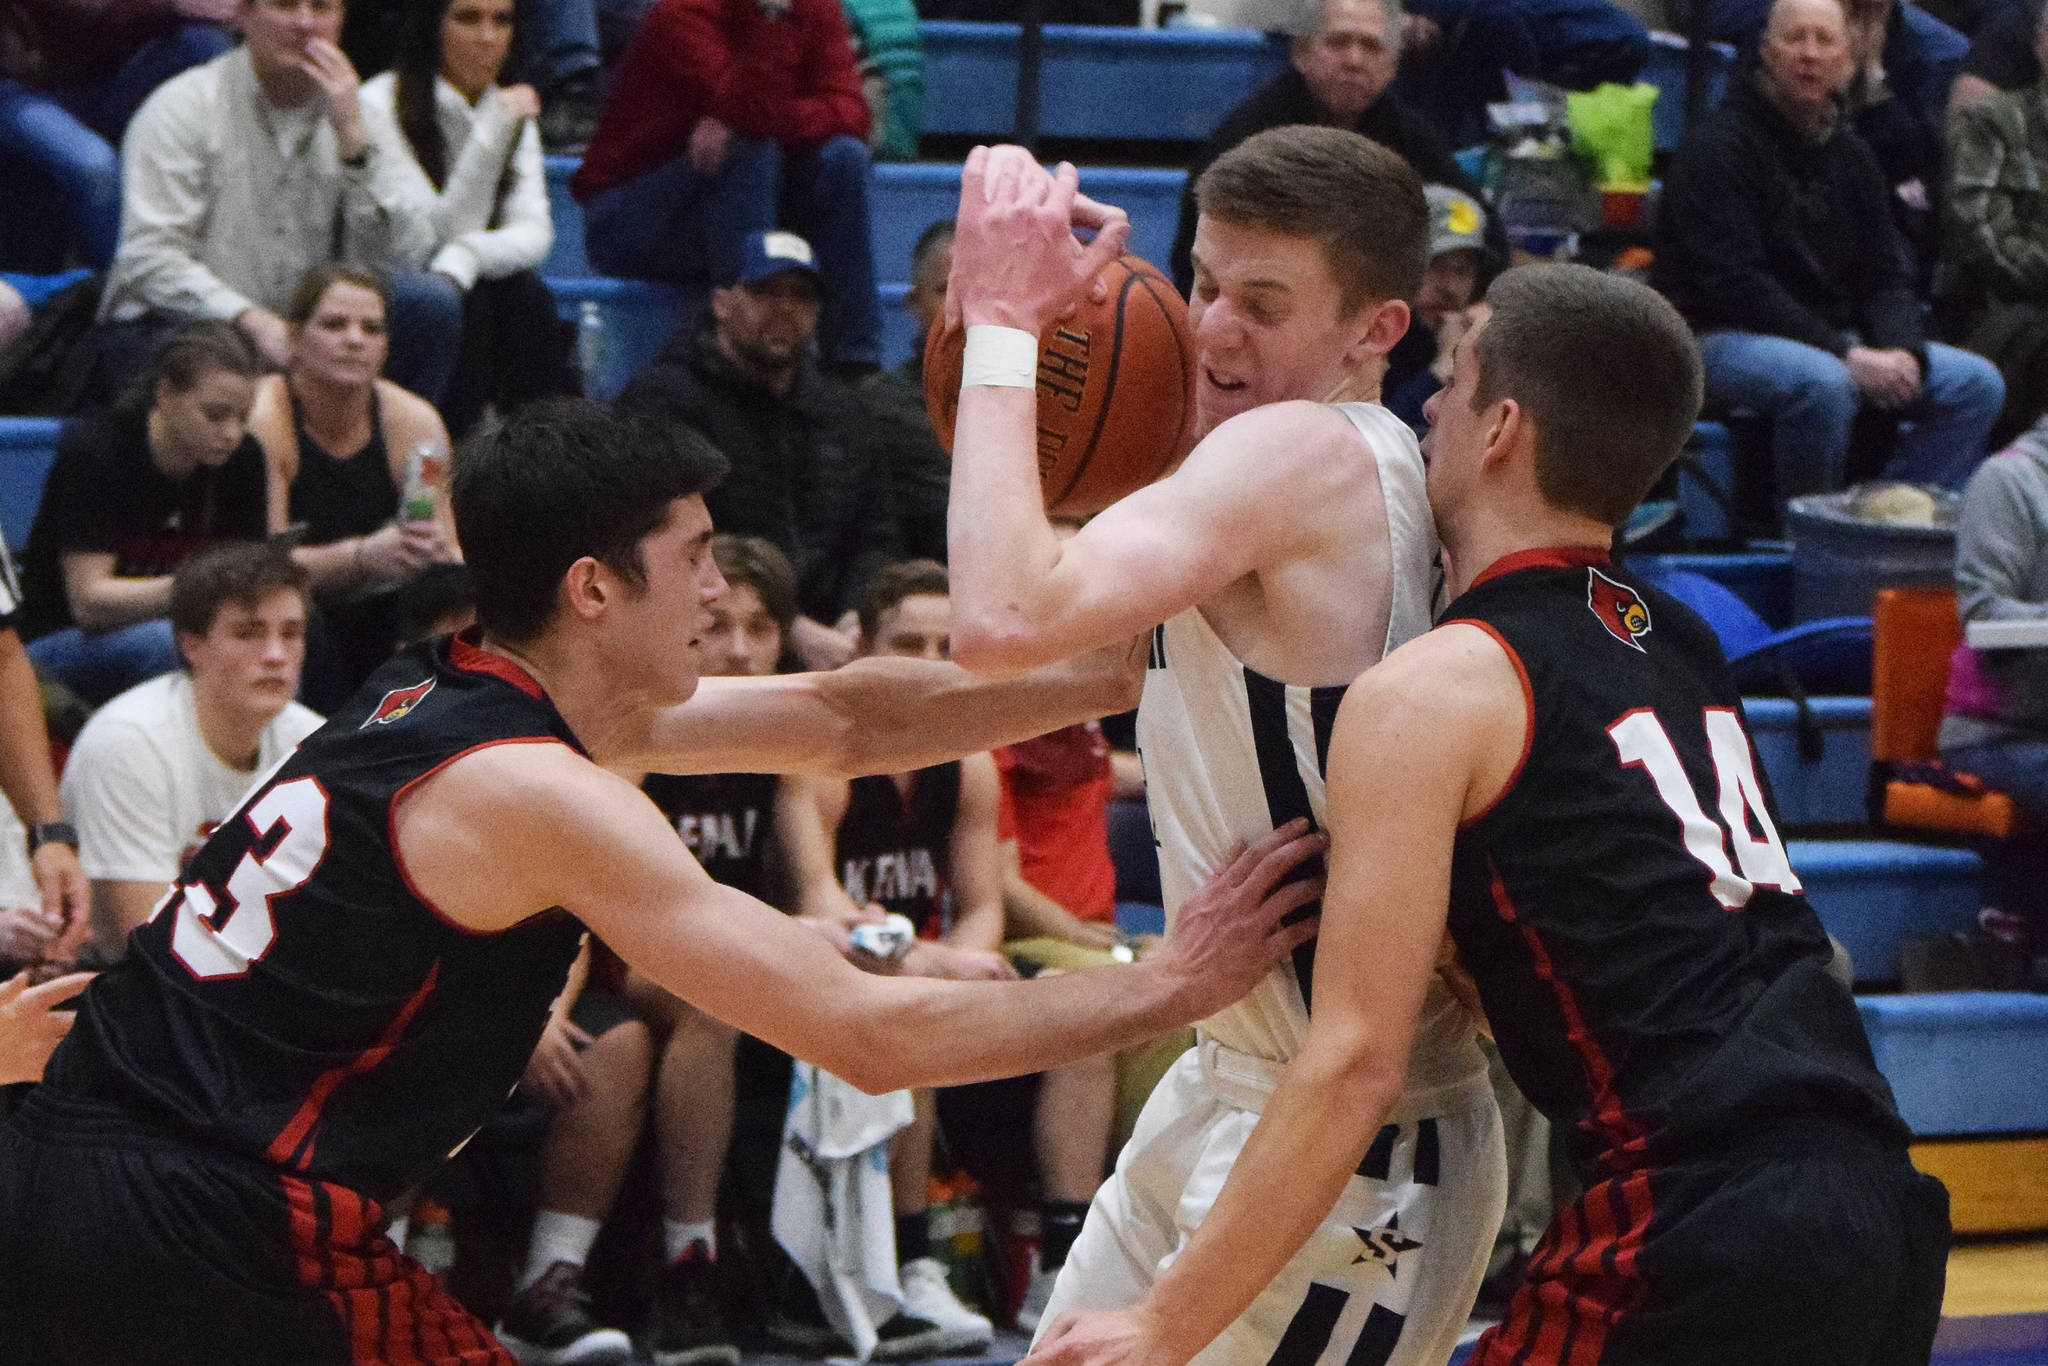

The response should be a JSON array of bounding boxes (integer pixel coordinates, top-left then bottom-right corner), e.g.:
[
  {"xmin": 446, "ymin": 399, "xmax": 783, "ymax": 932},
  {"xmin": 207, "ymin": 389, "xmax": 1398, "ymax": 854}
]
[{"xmin": 1035, "ymin": 1039, "xmax": 1507, "ymax": 1366}]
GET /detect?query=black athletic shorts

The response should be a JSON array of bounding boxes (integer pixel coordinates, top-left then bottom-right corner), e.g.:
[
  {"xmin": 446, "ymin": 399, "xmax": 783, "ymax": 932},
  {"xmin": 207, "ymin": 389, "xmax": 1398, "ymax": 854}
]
[
  {"xmin": 1479, "ymin": 1120, "xmax": 1951, "ymax": 1366},
  {"xmin": 0, "ymin": 1087, "xmax": 514, "ymax": 1366}
]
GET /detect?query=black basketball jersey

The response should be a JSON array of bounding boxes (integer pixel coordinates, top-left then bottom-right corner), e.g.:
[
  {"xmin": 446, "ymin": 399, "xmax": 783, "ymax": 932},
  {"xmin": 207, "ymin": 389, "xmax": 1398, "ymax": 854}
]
[
  {"xmin": 643, "ymin": 771, "xmax": 779, "ymax": 899},
  {"xmin": 43, "ymin": 630, "xmax": 589, "ymax": 1206},
  {"xmin": 1442, "ymin": 549, "xmax": 1904, "ymax": 1182},
  {"xmin": 835, "ymin": 764, "xmax": 959, "ymax": 935}
]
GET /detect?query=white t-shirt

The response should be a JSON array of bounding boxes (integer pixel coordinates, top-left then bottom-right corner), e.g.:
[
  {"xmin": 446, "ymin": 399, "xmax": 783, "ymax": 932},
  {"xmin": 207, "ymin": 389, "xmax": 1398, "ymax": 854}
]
[{"xmin": 60, "ymin": 672, "xmax": 323, "ymax": 886}]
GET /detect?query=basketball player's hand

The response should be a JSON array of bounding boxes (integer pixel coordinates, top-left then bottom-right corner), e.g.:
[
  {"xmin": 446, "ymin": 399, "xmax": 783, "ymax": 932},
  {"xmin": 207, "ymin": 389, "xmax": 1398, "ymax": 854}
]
[
  {"xmin": 951, "ymin": 145, "xmax": 1131, "ymax": 335},
  {"xmin": 520, "ymin": 1017, "xmax": 593, "ymax": 1109},
  {"xmin": 1151, "ymin": 819, "xmax": 1324, "ymax": 1021},
  {"xmin": 1027, "ymin": 1304, "xmax": 1168, "ymax": 1366},
  {"xmin": 0, "ymin": 969, "xmax": 93, "ymax": 1087}
]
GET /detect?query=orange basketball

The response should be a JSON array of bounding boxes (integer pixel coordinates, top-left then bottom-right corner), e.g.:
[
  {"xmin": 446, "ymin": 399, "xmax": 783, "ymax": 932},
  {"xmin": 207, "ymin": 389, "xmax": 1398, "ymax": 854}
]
[{"xmin": 924, "ymin": 254, "xmax": 1196, "ymax": 518}]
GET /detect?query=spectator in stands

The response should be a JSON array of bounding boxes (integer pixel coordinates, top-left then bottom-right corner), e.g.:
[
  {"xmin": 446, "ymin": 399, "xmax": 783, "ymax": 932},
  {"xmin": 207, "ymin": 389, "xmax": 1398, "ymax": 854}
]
[
  {"xmin": 247, "ymin": 264, "xmax": 454, "ymax": 708},
  {"xmin": 571, "ymin": 0, "xmax": 885, "ymax": 372},
  {"xmin": 93, "ymin": 0, "xmax": 461, "ymax": 406},
  {"xmin": 1395, "ymin": 0, "xmax": 1651, "ymax": 149},
  {"xmin": 0, "ymin": 531, "xmax": 90, "ymax": 974},
  {"xmin": 1837, "ymin": 0, "xmax": 1967, "ymax": 277},
  {"xmin": 844, "ymin": 0, "xmax": 925, "ymax": 161},
  {"xmin": 1169, "ymin": 0, "xmax": 1496, "ymax": 295},
  {"xmin": 508, "ymin": 0, "xmax": 619, "ymax": 151},
  {"xmin": 19, "ymin": 322, "xmax": 268, "ymax": 705},
  {"xmin": 58, "ymin": 541, "xmax": 320, "ymax": 960},
  {"xmin": 1949, "ymin": 0, "xmax": 2038, "ymax": 110},
  {"xmin": 1384, "ymin": 184, "xmax": 1491, "ymax": 436},
  {"xmin": 617, "ymin": 231, "xmax": 900, "ymax": 669},
  {"xmin": 1941, "ymin": 0, "xmax": 2048, "ymax": 445},
  {"xmin": 1653, "ymin": 0, "xmax": 2003, "ymax": 506},
  {"xmin": 361, "ymin": 0, "xmax": 576, "ymax": 440},
  {"xmin": 0, "ymin": 0, "xmax": 231, "ymax": 269}
]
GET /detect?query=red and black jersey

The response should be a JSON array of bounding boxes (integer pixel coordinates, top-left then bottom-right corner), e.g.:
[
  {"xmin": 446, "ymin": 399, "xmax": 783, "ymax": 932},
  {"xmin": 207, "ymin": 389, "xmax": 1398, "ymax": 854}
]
[
  {"xmin": 643, "ymin": 770, "xmax": 780, "ymax": 901},
  {"xmin": 1443, "ymin": 548, "xmax": 1905, "ymax": 1184},
  {"xmin": 44, "ymin": 629, "xmax": 589, "ymax": 1207},
  {"xmin": 835, "ymin": 764, "xmax": 958, "ymax": 936}
]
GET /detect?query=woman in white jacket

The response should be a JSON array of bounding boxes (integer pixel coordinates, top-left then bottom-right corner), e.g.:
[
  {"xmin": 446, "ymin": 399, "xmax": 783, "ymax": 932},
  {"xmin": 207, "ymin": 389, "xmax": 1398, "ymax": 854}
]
[{"xmin": 361, "ymin": 0, "xmax": 575, "ymax": 438}]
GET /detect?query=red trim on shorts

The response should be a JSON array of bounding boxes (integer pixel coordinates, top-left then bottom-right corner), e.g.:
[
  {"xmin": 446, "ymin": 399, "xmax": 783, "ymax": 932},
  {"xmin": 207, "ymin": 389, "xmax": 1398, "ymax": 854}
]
[
  {"xmin": 1468, "ymin": 546, "xmax": 1612, "ymax": 592},
  {"xmin": 264, "ymin": 965, "xmax": 441, "ymax": 1170},
  {"xmin": 1470, "ymin": 865, "xmax": 1654, "ymax": 1366},
  {"xmin": 280, "ymin": 1173, "xmax": 513, "ymax": 1365},
  {"xmin": 1440, "ymin": 619, "xmax": 1535, "ymax": 830},
  {"xmin": 449, "ymin": 628, "xmax": 544, "ymax": 698},
  {"xmin": 386, "ymin": 737, "xmax": 579, "ymax": 938}
]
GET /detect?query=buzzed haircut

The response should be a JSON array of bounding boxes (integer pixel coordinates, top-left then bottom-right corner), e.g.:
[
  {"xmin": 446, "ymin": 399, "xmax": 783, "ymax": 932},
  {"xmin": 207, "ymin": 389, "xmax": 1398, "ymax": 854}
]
[
  {"xmin": 169, "ymin": 540, "xmax": 310, "ymax": 641},
  {"xmin": 1194, "ymin": 125, "xmax": 1429, "ymax": 314},
  {"xmin": 910, "ymin": 220, "xmax": 955, "ymax": 279},
  {"xmin": 453, "ymin": 398, "xmax": 731, "ymax": 644},
  {"xmin": 1471, "ymin": 264, "xmax": 1704, "ymax": 528},
  {"xmin": 858, "ymin": 559, "xmax": 949, "ymax": 642}
]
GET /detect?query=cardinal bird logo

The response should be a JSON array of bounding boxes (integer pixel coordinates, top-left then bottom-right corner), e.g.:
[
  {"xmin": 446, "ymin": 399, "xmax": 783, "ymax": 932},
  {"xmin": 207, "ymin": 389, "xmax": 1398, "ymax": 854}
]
[
  {"xmin": 1587, "ymin": 568, "xmax": 1652, "ymax": 652},
  {"xmin": 362, "ymin": 677, "xmax": 436, "ymax": 728}
]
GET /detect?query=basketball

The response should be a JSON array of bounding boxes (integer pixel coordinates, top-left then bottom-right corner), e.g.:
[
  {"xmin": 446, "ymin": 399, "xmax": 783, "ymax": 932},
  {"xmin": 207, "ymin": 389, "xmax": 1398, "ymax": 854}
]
[{"xmin": 924, "ymin": 254, "xmax": 1197, "ymax": 518}]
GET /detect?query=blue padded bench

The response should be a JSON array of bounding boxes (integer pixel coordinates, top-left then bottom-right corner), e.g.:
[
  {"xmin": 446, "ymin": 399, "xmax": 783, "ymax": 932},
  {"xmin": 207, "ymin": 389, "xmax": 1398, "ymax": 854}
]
[
  {"xmin": 1742, "ymin": 696, "xmax": 1871, "ymax": 827},
  {"xmin": 545, "ymin": 277, "xmax": 689, "ymax": 399},
  {"xmin": 1676, "ymin": 419, "xmax": 1736, "ymax": 543},
  {"xmin": 0, "ymin": 417, "xmax": 61, "ymax": 551},
  {"xmin": 542, "ymin": 157, "xmax": 1188, "ymax": 292},
  {"xmin": 1793, "ymin": 839, "xmax": 1982, "ymax": 985},
  {"xmin": 1628, "ymin": 549, "xmax": 1794, "ymax": 628},
  {"xmin": 920, "ymin": 21, "xmax": 1287, "ymax": 142},
  {"xmin": 1858, "ymin": 992, "xmax": 2048, "ymax": 1136}
]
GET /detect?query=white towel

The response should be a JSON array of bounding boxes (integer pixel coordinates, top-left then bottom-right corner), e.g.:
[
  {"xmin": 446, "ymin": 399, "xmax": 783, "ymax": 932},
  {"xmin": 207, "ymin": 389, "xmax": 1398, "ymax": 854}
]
[{"xmin": 772, "ymin": 1064, "xmax": 916, "ymax": 1361}]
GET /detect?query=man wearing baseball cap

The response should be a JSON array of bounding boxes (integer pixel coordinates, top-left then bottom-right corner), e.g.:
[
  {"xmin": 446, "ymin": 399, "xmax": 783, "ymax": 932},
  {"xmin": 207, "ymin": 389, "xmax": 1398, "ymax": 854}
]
[
  {"xmin": 1386, "ymin": 184, "xmax": 1495, "ymax": 435},
  {"xmin": 618, "ymin": 230, "xmax": 902, "ymax": 671}
]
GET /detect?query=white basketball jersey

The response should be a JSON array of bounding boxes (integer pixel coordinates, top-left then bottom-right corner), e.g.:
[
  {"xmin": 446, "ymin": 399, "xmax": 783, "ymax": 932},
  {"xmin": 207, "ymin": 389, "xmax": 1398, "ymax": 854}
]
[{"xmin": 1136, "ymin": 403, "xmax": 1486, "ymax": 1089}]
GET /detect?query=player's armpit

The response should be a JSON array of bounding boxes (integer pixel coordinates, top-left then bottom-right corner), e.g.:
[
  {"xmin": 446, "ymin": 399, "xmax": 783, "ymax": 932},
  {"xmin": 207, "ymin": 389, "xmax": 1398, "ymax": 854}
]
[
  {"xmin": 623, "ymin": 643, "xmax": 1142, "ymax": 778},
  {"xmin": 948, "ymin": 401, "xmax": 1375, "ymax": 674}
]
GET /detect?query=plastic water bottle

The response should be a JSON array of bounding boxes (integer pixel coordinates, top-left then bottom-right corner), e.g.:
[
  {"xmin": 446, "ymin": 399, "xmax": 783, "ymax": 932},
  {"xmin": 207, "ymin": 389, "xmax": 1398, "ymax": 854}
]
[
  {"xmin": 577, "ymin": 300, "xmax": 606, "ymax": 393},
  {"xmin": 406, "ymin": 1199, "xmax": 457, "ymax": 1275},
  {"xmin": 400, "ymin": 439, "xmax": 445, "ymax": 523}
]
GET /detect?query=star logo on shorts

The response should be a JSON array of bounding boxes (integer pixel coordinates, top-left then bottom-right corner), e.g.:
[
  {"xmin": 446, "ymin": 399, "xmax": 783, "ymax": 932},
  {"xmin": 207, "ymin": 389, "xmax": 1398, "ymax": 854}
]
[{"xmin": 1351, "ymin": 1216, "xmax": 1423, "ymax": 1270}]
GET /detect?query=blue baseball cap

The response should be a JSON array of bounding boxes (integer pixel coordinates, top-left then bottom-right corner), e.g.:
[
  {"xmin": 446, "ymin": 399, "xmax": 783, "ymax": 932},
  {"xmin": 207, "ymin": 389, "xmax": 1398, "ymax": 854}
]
[{"xmin": 728, "ymin": 230, "xmax": 823, "ymax": 289}]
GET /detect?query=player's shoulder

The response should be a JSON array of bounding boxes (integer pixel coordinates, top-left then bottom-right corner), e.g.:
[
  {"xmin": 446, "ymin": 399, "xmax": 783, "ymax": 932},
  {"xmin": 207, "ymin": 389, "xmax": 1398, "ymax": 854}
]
[
  {"xmin": 399, "ymin": 736, "xmax": 641, "ymax": 843},
  {"xmin": 1186, "ymin": 400, "xmax": 1398, "ymax": 494}
]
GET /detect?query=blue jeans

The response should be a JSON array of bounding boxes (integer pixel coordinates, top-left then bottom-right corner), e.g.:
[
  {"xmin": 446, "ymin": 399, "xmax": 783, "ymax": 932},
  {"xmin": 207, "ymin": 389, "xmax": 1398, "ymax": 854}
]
[
  {"xmin": 26, "ymin": 618, "xmax": 180, "ymax": 706},
  {"xmin": 1698, "ymin": 331, "xmax": 2006, "ymax": 503},
  {"xmin": 0, "ymin": 24, "xmax": 230, "ymax": 267},
  {"xmin": 583, "ymin": 135, "xmax": 882, "ymax": 366},
  {"xmin": 514, "ymin": 0, "xmax": 650, "ymax": 85}
]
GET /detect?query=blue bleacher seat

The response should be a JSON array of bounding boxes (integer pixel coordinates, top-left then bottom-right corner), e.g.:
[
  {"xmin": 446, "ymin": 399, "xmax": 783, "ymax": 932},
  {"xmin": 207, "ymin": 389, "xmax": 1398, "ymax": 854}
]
[
  {"xmin": 1793, "ymin": 839, "xmax": 1982, "ymax": 985},
  {"xmin": 1676, "ymin": 419, "xmax": 1735, "ymax": 543},
  {"xmin": 1634, "ymin": 563, "xmax": 1871, "ymax": 695},
  {"xmin": 920, "ymin": 22, "xmax": 1287, "ymax": 142},
  {"xmin": 1859, "ymin": 992, "xmax": 2048, "ymax": 1136},
  {"xmin": 1642, "ymin": 31, "xmax": 1736, "ymax": 152},
  {"xmin": 0, "ymin": 417, "xmax": 62, "ymax": 552},
  {"xmin": 1742, "ymin": 696, "xmax": 1871, "ymax": 827},
  {"xmin": 545, "ymin": 277, "xmax": 689, "ymax": 400},
  {"xmin": 1628, "ymin": 549, "xmax": 1794, "ymax": 628}
]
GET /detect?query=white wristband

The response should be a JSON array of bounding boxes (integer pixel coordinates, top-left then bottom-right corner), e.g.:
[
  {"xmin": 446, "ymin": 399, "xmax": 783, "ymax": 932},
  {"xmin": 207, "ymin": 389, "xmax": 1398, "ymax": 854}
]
[{"xmin": 961, "ymin": 324, "xmax": 1039, "ymax": 390}]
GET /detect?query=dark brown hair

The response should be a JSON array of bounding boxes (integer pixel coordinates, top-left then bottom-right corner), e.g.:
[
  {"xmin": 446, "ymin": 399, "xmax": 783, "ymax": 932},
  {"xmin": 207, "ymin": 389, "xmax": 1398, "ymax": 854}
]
[
  {"xmin": 1471, "ymin": 264, "xmax": 1704, "ymax": 527},
  {"xmin": 1193, "ymin": 124, "xmax": 1429, "ymax": 314},
  {"xmin": 858, "ymin": 559, "xmax": 949, "ymax": 642},
  {"xmin": 285, "ymin": 262, "xmax": 387, "ymax": 326},
  {"xmin": 125, "ymin": 322, "xmax": 262, "ymax": 413},
  {"xmin": 169, "ymin": 540, "xmax": 310, "ymax": 641},
  {"xmin": 712, "ymin": 534, "xmax": 798, "ymax": 634}
]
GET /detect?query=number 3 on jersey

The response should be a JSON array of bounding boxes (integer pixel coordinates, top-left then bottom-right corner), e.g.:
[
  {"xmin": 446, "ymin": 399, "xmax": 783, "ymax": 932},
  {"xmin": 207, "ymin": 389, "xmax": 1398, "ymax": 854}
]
[
  {"xmin": 167, "ymin": 776, "xmax": 331, "ymax": 979},
  {"xmin": 1609, "ymin": 708, "xmax": 1800, "ymax": 909}
]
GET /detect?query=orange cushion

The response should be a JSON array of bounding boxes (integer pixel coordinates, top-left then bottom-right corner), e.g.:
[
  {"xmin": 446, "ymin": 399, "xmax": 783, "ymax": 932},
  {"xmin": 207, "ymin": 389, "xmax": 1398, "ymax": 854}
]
[{"xmin": 1883, "ymin": 781, "xmax": 2025, "ymax": 840}]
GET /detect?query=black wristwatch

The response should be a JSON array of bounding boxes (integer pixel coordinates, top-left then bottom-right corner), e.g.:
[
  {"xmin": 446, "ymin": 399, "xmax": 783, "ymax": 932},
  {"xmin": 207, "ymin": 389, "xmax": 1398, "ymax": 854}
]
[{"xmin": 27, "ymin": 822, "xmax": 77, "ymax": 854}]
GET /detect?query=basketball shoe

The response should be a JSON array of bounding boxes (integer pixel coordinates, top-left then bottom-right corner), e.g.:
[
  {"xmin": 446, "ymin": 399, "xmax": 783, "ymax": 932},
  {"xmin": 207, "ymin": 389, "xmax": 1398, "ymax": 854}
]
[{"xmin": 495, "ymin": 1260, "xmax": 633, "ymax": 1366}]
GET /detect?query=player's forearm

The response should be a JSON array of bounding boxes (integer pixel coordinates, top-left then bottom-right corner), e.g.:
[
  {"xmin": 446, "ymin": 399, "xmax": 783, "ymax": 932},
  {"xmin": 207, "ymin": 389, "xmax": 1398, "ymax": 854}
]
[
  {"xmin": 0, "ymin": 635, "xmax": 61, "ymax": 827},
  {"xmin": 849, "ymin": 958, "xmax": 1196, "ymax": 1092},
  {"xmin": 947, "ymin": 383, "xmax": 1074, "ymax": 674},
  {"xmin": 1140, "ymin": 1040, "xmax": 1408, "ymax": 1365}
]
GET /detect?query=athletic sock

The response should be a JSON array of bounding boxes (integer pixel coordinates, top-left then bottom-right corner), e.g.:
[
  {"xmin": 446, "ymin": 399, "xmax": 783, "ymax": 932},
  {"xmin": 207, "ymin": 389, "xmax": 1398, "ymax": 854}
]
[
  {"xmin": 895, "ymin": 1210, "xmax": 931, "ymax": 1265},
  {"xmin": 1040, "ymin": 1200, "xmax": 1088, "ymax": 1271},
  {"xmin": 665, "ymin": 1218, "xmax": 717, "ymax": 1265},
  {"xmin": 518, "ymin": 1210, "xmax": 603, "ymax": 1291},
  {"xmin": 386, "ymin": 1216, "xmax": 411, "ymax": 1252}
]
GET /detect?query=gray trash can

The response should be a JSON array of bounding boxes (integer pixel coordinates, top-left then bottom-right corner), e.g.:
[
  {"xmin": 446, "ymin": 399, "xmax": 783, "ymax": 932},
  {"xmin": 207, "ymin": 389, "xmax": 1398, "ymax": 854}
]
[{"xmin": 1786, "ymin": 487, "xmax": 1958, "ymax": 622}]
